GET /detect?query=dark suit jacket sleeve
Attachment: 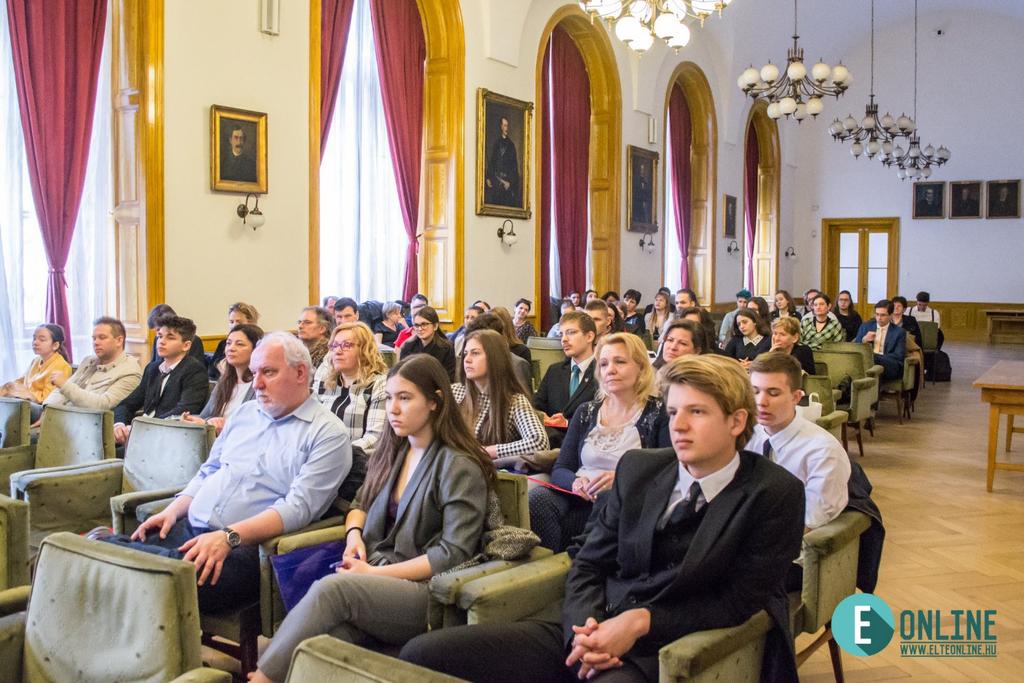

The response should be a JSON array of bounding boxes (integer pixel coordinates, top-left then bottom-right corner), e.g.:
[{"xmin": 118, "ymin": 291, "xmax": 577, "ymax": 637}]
[
  {"xmin": 641, "ymin": 475, "xmax": 805, "ymax": 646},
  {"xmin": 884, "ymin": 326, "xmax": 907, "ymax": 364},
  {"xmin": 170, "ymin": 362, "xmax": 211, "ymax": 415},
  {"xmin": 114, "ymin": 364, "xmax": 152, "ymax": 424},
  {"xmin": 793, "ymin": 344, "xmax": 817, "ymax": 375},
  {"xmin": 723, "ymin": 337, "xmax": 741, "ymax": 359},
  {"xmin": 189, "ymin": 335, "xmax": 207, "ymax": 365},
  {"xmin": 533, "ymin": 364, "xmax": 556, "ymax": 415},
  {"xmin": 854, "ymin": 322, "xmax": 870, "ymax": 343},
  {"xmin": 551, "ymin": 405, "xmax": 588, "ymax": 491}
]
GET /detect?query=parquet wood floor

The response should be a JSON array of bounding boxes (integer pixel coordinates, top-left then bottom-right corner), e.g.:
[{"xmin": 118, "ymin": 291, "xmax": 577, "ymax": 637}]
[{"xmin": 797, "ymin": 342, "xmax": 1024, "ymax": 682}]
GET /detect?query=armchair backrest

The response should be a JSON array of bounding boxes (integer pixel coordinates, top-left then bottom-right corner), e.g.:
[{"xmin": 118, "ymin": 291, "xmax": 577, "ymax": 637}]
[
  {"xmin": 823, "ymin": 341, "xmax": 875, "ymax": 373},
  {"xmin": 526, "ymin": 337, "xmax": 566, "ymax": 389},
  {"xmin": 122, "ymin": 416, "xmax": 215, "ymax": 494},
  {"xmin": 0, "ymin": 397, "xmax": 30, "ymax": 448},
  {"xmin": 918, "ymin": 321, "xmax": 939, "ymax": 351},
  {"xmin": 24, "ymin": 532, "xmax": 203, "ymax": 682},
  {"xmin": 801, "ymin": 375, "xmax": 836, "ymax": 415},
  {"xmin": 0, "ymin": 496, "xmax": 29, "ymax": 590},
  {"xmin": 814, "ymin": 350, "xmax": 867, "ymax": 386},
  {"xmin": 495, "ymin": 471, "xmax": 529, "ymax": 529},
  {"xmin": 381, "ymin": 349, "xmax": 398, "ymax": 368},
  {"xmin": 34, "ymin": 404, "xmax": 115, "ymax": 470},
  {"xmin": 800, "ymin": 511, "xmax": 872, "ymax": 633}
]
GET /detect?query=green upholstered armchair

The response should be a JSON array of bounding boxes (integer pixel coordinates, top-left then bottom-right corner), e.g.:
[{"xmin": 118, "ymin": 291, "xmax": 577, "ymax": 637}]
[
  {"xmin": 879, "ymin": 359, "xmax": 916, "ymax": 424},
  {"xmin": 794, "ymin": 511, "xmax": 872, "ymax": 680},
  {"xmin": 283, "ymin": 635, "xmax": 466, "ymax": 682},
  {"xmin": 0, "ymin": 532, "xmax": 231, "ymax": 683},
  {"xmin": 918, "ymin": 321, "xmax": 940, "ymax": 386},
  {"xmin": 526, "ymin": 336, "xmax": 566, "ymax": 392},
  {"xmin": 9, "ymin": 416, "xmax": 213, "ymax": 552},
  {"xmin": 801, "ymin": 374, "xmax": 849, "ymax": 442},
  {"xmin": 0, "ymin": 399, "xmax": 31, "ymax": 493},
  {"xmin": 0, "ymin": 496, "xmax": 28, "ymax": 591},
  {"xmin": 813, "ymin": 351, "xmax": 877, "ymax": 456},
  {"xmin": 454, "ymin": 552, "xmax": 774, "ymax": 682},
  {"xmin": 2, "ymin": 404, "xmax": 115, "ymax": 496}
]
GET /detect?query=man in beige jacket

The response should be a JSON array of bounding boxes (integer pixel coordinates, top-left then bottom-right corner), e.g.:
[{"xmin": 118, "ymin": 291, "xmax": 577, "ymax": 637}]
[{"xmin": 43, "ymin": 317, "xmax": 142, "ymax": 412}]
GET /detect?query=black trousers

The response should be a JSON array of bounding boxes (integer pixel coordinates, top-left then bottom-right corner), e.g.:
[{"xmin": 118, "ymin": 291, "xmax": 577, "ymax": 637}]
[
  {"xmin": 399, "ymin": 620, "xmax": 655, "ymax": 683},
  {"xmin": 101, "ymin": 518, "xmax": 259, "ymax": 613}
]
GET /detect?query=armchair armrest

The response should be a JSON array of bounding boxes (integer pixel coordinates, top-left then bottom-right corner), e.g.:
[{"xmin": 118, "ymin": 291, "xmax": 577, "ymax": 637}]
[
  {"xmin": 0, "ymin": 445, "xmax": 34, "ymax": 492},
  {"xmin": 0, "ymin": 585, "xmax": 30, "ymax": 617},
  {"xmin": 865, "ymin": 365, "xmax": 883, "ymax": 379},
  {"xmin": 0, "ymin": 612, "xmax": 26, "ymax": 683},
  {"xmin": 110, "ymin": 486, "xmax": 183, "ymax": 534},
  {"xmin": 658, "ymin": 609, "xmax": 772, "ymax": 681},
  {"xmin": 851, "ymin": 377, "xmax": 876, "ymax": 392},
  {"xmin": 168, "ymin": 668, "xmax": 233, "ymax": 683},
  {"xmin": 452, "ymin": 551, "xmax": 571, "ymax": 625},
  {"xmin": 800, "ymin": 511, "xmax": 871, "ymax": 633},
  {"xmin": 11, "ymin": 461, "xmax": 125, "ymax": 547}
]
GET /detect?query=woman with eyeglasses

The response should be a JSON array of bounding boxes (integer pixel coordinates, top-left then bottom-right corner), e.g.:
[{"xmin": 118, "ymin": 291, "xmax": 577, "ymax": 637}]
[
  {"xmin": 399, "ymin": 306, "xmax": 456, "ymax": 381},
  {"xmin": 312, "ymin": 322, "xmax": 390, "ymax": 456}
]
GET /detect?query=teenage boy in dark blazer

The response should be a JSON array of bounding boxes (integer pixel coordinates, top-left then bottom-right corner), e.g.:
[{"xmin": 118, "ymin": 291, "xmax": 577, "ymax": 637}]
[
  {"xmin": 113, "ymin": 314, "xmax": 209, "ymax": 444},
  {"xmin": 855, "ymin": 299, "xmax": 907, "ymax": 381},
  {"xmin": 401, "ymin": 355, "xmax": 805, "ymax": 683},
  {"xmin": 534, "ymin": 311, "xmax": 598, "ymax": 447}
]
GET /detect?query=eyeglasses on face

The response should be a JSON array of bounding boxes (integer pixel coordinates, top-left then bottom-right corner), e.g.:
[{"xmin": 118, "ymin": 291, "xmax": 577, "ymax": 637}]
[
  {"xmin": 329, "ymin": 341, "xmax": 357, "ymax": 351},
  {"xmin": 412, "ymin": 322, "xmax": 433, "ymax": 330}
]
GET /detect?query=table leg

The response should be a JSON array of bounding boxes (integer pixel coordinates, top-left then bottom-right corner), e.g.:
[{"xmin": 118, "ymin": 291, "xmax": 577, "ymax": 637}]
[
  {"xmin": 987, "ymin": 405, "xmax": 1000, "ymax": 492},
  {"xmin": 1007, "ymin": 414, "xmax": 1015, "ymax": 453}
]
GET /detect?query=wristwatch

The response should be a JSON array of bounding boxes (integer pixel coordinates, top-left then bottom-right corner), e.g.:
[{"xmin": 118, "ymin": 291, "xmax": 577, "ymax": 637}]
[{"xmin": 223, "ymin": 527, "xmax": 242, "ymax": 549}]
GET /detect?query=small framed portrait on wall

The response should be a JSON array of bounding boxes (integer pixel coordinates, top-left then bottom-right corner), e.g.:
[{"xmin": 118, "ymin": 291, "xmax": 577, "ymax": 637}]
[
  {"xmin": 986, "ymin": 179, "xmax": 1021, "ymax": 219},
  {"xmin": 949, "ymin": 180, "xmax": 983, "ymax": 219},
  {"xmin": 476, "ymin": 89, "xmax": 533, "ymax": 219},
  {"xmin": 627, "ymin": 145, "xmax": 659, "ymax": 233},
  {"xmin": 912, "ymin": 181, "xmax": 945, "ymax": 219},
  {"xmin": 723, "ymin": 194, "xmax": 738, "ymax": 238},
  {"xmin": 211, "ymin": 105, "xmax": 268, "ymax": 193}
]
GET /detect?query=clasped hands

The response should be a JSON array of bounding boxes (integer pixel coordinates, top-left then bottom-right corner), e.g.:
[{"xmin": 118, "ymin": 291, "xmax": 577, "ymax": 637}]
[
  {"xmin": 572, "ymin": 472, "xmax": 614, "ymax": 502},
  {"xmin": 566, "ymin": 609, "xmax": 650, "ymax": 680},
  {"xmin": 333, "ymin": 531, "xmax": 375, "ymax": 575}
]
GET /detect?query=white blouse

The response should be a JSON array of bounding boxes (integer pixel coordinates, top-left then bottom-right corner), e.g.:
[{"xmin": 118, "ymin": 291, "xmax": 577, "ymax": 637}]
[
  {"xmin": 576, "ymin": 406, "xmax": 643, "ymax": 480},
  {"xmin": 224, "ymin": 381, "xmax": 252, "ymax": 418}
]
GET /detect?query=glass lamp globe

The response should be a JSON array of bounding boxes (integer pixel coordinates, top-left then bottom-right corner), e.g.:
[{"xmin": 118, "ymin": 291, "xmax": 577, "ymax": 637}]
[
  {"xmin": 920, "ymin": 165, "xmax": 933, "ymax": 178},
  {"xmin": 787, "ymin": 61, "xmax": 807, "ymax": 81},
  {"xmin": 806, "ymin": 97, "xmax": 823, "ymax": 116},
  {"xmin": 794, "ymin": 103, "xmax": 808, "ymax": 121},
  {"xmin": 654, "ymin": 13, "xmax": 682, "ymax": 39},
  {"xmin": 867, "ymin": 140, "xmax": 881, "ymax": 157},
  {"xmin": 668, "ymin": 23, "xmax": 691, "ymax": 48},
  {"xmin": 739, "ymin": 66, "xmax": 760, "ymax": 89},
  {"xmin": 630, "ymin": 29, "xmax": 655, "ymax": 52},
  {"xmin": 779, "ymin": 97, "xmax": 797, "ymax": 115},
  {"xmin": 811, "ymin": 61, "xmax": 831, "ymax": 83},
  {"xmin": 615, "ymin": 16, "xmax": 641, "ymax": 42},
  {"xmin": 831, "ymin": 64, "xmax": 850, "ymax": 85},
  {"xmin": 760, "ymin": 63, "xmax": 780, "ymax": 84},
  {"xmin": 851, "ymin": 142, "xmax": 863, "ymax": 157},
  {"xmin": 766, "ymin": 101, "xmax": 782, "ymax": 119},
  {"xmin": 843, "ymin": 115, "xmax": 858, "ymax": 131}
]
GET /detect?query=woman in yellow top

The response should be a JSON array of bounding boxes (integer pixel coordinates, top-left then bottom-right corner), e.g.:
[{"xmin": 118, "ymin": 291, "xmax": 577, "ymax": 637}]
[{"xmin": 0, "ymin": 324, "xmax": 73, "ymax": 406}]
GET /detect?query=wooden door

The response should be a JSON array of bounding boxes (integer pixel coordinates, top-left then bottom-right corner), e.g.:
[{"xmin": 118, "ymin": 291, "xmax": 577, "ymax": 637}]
[{"xmin": 821, "ymin": 218, "xmax": 900, "ymax": 319}]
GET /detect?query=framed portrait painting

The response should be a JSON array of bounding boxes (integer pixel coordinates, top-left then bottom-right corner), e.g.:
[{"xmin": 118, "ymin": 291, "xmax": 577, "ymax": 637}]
[
  {"xmin": 912, "ymin": 181, "xmax": 944, "ymax": 219},
  {"xmin": 986, "ymin": 179, "xmax": 1021, "ymax": 219},
  {"xmin": 627, "ymin": 145, "xmax": 659, "ymax": 233},
  {"xmin": 476, "ymin": 89, "xmax": 532, "ymax": 219},
  {"xmin": 723, "ymin": 194, "xmax": 738, "ymax": 238},
  {"xmin": 211, "ymin": 105, "xmax": 268, "ymax": 193},
  {"xmin": 949, "ymin": 180, "xmax": 983, "ymax": 219}
]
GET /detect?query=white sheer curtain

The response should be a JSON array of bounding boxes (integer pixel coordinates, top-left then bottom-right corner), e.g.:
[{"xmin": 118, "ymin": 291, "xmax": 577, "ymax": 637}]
[
  {"xmin": 320, "ymin": 0, "xmax": 407, "ymax": 303},
  {"xmin": 0, "ymin": 2, "xmax": 113, "ymax": 376}
]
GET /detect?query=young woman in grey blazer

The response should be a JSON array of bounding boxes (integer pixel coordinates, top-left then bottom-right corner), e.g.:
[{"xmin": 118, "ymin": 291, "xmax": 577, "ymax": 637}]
[{"xmin": 253, "ymin": 354, "xmax": 495, "ymax": 683}]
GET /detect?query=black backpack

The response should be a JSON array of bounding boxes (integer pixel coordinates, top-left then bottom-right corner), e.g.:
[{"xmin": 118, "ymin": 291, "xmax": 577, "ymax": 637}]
[{"xmin": 931, "ymin": 349, "xmax": 952, "ymax": 382}]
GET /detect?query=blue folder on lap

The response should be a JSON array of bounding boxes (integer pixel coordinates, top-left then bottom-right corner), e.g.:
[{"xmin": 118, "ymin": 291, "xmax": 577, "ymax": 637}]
[{"xmin": 270, "ymin": 540, "xmax": 346, "ymax": 612}]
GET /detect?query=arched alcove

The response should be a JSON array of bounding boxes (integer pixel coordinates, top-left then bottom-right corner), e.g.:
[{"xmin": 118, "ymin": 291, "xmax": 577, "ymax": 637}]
[{"xmin": 744, "ymin": 100, "xmax": 780, "ymax": 296}]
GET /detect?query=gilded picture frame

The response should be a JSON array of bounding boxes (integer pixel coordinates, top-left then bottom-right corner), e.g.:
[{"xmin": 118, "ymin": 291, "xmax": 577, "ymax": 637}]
[
  {"xmin": 627, "ymin": 145, "xmax": 659, "ymax": 233},
  {"xmin": 476, "ymin": 89, "xmax": 533, "ymax": 219},
  {"xmin": 211, "ymin": 105, "xmax": 268, "ymax": 193}
]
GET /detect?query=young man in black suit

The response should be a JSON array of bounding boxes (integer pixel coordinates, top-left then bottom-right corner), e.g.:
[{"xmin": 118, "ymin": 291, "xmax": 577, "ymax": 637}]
[
  {"xmin": 855, "ymin": 299, "xmax": 907, "ymax": 381},
  {"xmin": 534, "ymin": 311, "xmax": 598, "ymax": 447},
  {"xmin": 401, "ymin": 355, "xmax": 805, "ymax": 682},
  {"xmin": 112, "ymin": 314, "xmax": 210, "ymax": 445}
]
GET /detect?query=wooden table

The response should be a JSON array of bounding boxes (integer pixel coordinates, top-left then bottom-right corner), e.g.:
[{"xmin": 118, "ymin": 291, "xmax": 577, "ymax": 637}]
[
  {"xmin": 983, "ymin": 309, "xmax": 1024, "ymax": 345},
  {"xmin": 974, "ymin": 360, "xmax": 1024, "ymax": 491}
]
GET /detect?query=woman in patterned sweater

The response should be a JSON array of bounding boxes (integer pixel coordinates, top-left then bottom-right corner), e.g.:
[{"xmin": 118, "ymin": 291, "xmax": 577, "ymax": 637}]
[
  {"xmin": 452, "ymin": 329, "xmax": 548, "ymax": 460},
  {"xmin": 800, "ymin": 293, "xmax": 846, "ymax": 350}
]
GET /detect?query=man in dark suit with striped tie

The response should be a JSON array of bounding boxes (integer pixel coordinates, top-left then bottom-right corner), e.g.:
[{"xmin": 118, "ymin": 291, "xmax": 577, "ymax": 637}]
[
  {"xmin": 401, "ymin": 355, "xmax": 805, "ymax": 682},
  {"xmin": 534, "ymin": 312, "xmax": 598, "ymax": 447}
]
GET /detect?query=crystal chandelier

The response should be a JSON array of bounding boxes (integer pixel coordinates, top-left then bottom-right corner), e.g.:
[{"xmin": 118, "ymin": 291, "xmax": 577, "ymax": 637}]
[
  {"xmin": 829, "ymin": 0, "xmax": 917, "ymax": 159},
  {"xmin": 879, "ymin": 0, "xmax": 950, "ymax": 179},
  {"xmin": 578, "ymin": 1, "xmax": 735, "ymax": 54},
  {"xmin": 736, "ymin": 0, "xmax": 851, "ymax": 122}
]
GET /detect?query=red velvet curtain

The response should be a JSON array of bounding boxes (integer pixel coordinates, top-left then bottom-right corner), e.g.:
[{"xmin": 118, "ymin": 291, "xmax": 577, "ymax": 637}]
[
  {"xmin": 6, "ymin": 0, "xmax": 108, "ymax": 361},
  {"xmin": 668, "ymin": 84, "xmax": 692, "ymax": 288},
  {"xmin": 320, "ymin": 0, "xmax": 356, "ymax": 159},
  {"xmin": 370, "ymin": 0, "xmax": 425, "ymax": 300},
  {"xmin": 549, "ymin": 27, "xmax": 590, "ymax": 302},
  {"xmin": 540, "ymin": 42, "xmax": 553, "ymax": 332},
  {"xmin": 744, "ymin": 124, "xmax": 759, "ymax": 290}
]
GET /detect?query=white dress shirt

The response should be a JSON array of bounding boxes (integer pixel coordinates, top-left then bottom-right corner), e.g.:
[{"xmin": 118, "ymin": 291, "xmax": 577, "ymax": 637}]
[
  {"xmin": 659, "ymin": 452, "xmax": 741, "ymax": 527},
  {"xmin": 746, "ymin": 414, "xmax": 851, "ymax": 529},
  {"xmin": 873, "ymin": 324, "xmax": 889, "ymax": 354},
  {"xmin": 912, "ymin": 306, "xmax": 941, "ymax": 327}
]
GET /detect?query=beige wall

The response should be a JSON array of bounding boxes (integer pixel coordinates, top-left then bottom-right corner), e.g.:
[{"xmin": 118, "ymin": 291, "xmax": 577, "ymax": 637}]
[{"xmin": 163, "ymin": 0, "xmax": 310, "ymax": 335}]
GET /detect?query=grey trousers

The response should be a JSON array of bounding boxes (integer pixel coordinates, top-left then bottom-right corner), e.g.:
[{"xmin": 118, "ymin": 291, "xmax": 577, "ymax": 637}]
[{"xmin": 257, "ymin": 571, "xmax": 430, "ymax": 682}]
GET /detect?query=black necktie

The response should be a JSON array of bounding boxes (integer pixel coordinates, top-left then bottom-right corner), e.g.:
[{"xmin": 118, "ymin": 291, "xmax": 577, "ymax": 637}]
[
  {"xmin": 762, "ymin": 438, "xmax": 774, "ymax": 461},
  {"xmin": 669, "ymin": 481, "xmax": 703, "ymax": 525}
]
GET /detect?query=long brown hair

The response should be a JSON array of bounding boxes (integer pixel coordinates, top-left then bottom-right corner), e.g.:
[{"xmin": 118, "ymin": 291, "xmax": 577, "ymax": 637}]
[
  {"xmin": 208, "ymin": 324, "xmax": 264, "ymax": 417},
  {"xmin": 489, "ymin": 307, "xmax": 522, "ymax": 348},
  {"xmin": 458, "ymin": 329, "xmax": 528, "ymax": 446},
  {"xmin": 360, "ymin": 354, "xmax": 494, "ymax": 507}
]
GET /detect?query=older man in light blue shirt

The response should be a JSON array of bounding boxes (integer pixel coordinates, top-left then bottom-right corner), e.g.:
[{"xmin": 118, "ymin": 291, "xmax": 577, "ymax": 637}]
[{"xmin": 96, "ymin": 332, "xmax": 353, "ymax": 613}]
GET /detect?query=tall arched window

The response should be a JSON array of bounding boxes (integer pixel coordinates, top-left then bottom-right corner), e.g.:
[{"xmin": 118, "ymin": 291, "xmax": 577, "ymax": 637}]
[
  {"xmin": 743, "ymin": 101, "xmax": 780, "ymax": 296},
  {"xmin": 662, "ymin": 63, "xmax": 716, "ymax": 304}
]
